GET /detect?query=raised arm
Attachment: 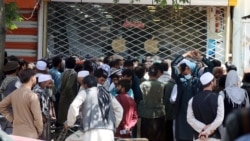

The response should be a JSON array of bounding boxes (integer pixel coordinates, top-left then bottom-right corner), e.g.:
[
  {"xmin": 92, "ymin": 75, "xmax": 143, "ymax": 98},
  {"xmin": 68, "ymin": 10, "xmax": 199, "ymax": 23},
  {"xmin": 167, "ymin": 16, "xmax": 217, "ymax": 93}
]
[{"xmin": 171, "ymin": 51, "xmax": 192, "ymax": 80}]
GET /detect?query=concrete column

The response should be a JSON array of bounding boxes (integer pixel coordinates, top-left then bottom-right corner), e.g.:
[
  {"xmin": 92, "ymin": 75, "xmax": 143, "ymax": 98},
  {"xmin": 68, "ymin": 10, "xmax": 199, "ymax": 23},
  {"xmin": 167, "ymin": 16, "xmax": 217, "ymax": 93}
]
[
  {"xmin": 232, "ymin": 0, "xmax": 250, "ymax": 76},
  {"xmin": 38, "ymin": 0, "xmax": 44, "ymax": 59}
]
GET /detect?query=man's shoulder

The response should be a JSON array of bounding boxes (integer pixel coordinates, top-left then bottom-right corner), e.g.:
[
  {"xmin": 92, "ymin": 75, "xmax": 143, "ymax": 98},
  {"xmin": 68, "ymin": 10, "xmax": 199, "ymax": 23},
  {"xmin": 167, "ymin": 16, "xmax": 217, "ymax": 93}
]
[
  {"xmin": 33, "ymin": 85, "xmax": 44, "ymax": 94},
  {"xmin": 164, "ymin": 79, "xmax": 175, "ymax": 86},
  {"xmin": 198, "ymin": 90, "xmax": 217, "ymax": 95},
  {"xmin": 117, "ymin": 94, "xmax": 136, "ymax": 104},
  {"xmin": 49, "ymin": 68, "xmax": 61, "ymax": 75},
  {"xmin": 16, "ymin": 88, "xmax": 39, "ymax": 100},
  {"xmin": 78, "ymin": 89, "xmax": 87, "ymax": 95}
]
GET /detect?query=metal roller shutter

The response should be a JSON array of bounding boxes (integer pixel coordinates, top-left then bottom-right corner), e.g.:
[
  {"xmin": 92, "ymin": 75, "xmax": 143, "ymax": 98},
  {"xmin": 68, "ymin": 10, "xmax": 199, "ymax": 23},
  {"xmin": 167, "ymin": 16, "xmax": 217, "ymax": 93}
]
[{"xmin": 47, "ymin": 2, "xmax": 226, "ymax": 61}]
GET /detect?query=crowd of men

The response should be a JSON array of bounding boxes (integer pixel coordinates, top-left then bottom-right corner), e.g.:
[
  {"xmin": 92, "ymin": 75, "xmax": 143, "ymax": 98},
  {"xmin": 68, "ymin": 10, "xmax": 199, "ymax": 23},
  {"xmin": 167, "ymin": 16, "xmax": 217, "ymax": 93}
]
[{"xmin": 0, "ymin": 50, "xmax": 250, "ymax": 141}]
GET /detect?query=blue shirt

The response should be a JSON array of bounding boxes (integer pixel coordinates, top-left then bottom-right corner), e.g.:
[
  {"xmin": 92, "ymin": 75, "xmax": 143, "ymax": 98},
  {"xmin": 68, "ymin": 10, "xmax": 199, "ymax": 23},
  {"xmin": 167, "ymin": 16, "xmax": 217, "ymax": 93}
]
[
  {"xmin": 110, "ymin": 88, "xmax": 134, "ymax": 99},
  {"xmin": 49, "ymin": 67, "xmax": 62, "ymax": 93}
]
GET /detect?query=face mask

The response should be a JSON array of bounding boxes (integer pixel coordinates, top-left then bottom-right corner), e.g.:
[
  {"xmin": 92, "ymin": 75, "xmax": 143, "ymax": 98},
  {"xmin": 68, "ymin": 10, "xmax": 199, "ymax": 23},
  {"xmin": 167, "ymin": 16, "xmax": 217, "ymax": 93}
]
[
  {"xmin": 45, "ymin": 88, "xmax": 53, "ymax": 97},
  {"xmin": 184, "ymin": 74, "xmax": 192, "ymax": 80}
]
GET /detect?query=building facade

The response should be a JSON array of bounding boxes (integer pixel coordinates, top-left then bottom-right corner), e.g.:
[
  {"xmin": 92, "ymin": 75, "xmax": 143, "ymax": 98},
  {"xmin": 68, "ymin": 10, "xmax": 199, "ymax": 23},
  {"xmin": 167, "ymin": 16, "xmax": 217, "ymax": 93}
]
[
  {"xmin": 4, "ymin": 0, "xmax": 39, "ymax": 62},
  {"xmin": 45, "ymin": 0, "xmax": 230, "ymax": 62},
  {"xmin": 5, "ymin": 0, "xmax": 241, "ymax": 65}
]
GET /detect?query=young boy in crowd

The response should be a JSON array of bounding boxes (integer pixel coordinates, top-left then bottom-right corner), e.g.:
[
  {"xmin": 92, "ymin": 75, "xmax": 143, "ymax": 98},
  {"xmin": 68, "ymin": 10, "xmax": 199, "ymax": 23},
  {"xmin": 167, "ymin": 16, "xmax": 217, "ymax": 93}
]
[{"xmin": 115, "ymin": 79, "xmax": 138, "ymax": 138}]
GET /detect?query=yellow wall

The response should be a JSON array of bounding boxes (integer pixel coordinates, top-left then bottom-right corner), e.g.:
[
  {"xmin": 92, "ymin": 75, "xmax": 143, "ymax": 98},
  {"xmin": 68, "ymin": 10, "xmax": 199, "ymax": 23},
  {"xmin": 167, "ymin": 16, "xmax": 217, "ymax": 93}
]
[{"xmin": 229, "ymin": 0, "xmax": 237, "ymax": 6}]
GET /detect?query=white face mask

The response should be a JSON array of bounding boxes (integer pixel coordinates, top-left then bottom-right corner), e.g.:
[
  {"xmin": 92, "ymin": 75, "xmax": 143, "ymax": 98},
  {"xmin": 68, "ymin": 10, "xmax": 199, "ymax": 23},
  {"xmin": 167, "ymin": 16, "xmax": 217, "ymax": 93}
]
[{"xmin": 184, "ymin": 74, "xmax": 192, "ymax": 80}]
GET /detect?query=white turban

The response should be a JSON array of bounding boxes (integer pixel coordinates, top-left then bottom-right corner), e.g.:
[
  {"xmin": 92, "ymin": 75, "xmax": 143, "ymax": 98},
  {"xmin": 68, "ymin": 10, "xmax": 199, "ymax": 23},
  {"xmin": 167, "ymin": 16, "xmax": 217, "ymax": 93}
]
[
  {"xmin": 36, "ymin": 61, "xmax": 47, "ymax": 71},
  {"xmin": 200, "ymin": 72, "xmax": 214, "ymax": 85},
  {"xmin": 38, "ymin": 74, "xmax": 52, "ymax": 83},
  {"xmin": 77, "ymin": 70, "xmax": 89, "ymax": 78}
]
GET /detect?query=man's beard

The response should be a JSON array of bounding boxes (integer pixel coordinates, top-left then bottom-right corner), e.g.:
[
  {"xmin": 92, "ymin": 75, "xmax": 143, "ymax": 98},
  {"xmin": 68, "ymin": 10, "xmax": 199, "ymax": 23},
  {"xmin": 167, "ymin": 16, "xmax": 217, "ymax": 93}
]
[{"xmin": 45, "ymin": 88, "xmax": 53, "ymax": 97}]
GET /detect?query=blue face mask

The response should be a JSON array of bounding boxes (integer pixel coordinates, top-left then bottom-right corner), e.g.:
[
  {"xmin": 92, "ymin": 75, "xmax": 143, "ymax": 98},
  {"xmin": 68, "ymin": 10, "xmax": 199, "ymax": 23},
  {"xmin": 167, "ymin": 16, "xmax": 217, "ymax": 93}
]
[{"xmin": 184, "ymin": 74, "xmax": 192, "ymax": 80}]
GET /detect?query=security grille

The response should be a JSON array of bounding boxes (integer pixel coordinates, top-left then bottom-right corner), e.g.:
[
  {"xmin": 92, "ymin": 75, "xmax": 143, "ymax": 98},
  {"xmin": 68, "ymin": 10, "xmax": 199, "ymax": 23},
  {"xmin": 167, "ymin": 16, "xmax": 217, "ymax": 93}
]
[{"xmin": 47, "ymin": 2, "xmax": 226, "ymax": 61}]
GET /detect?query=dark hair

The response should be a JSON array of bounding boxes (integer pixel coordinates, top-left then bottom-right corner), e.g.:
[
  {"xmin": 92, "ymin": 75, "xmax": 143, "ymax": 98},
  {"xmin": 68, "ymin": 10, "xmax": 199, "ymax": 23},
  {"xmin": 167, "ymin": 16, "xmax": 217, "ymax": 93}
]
[
  {"xmin": 123, "ymin": 60, "xmax": 134, "ymax": 67},
  {"xmin": 148, "ymin": 63, "xmax": 162, "ymax": 76},
  {"xmin": 134, "ymin": 66, "xmax": 146, "ymax": 79},
  {"xmin": 7, "ymin": 55, "xmax": 19, "ymax": 62},
  {"xmin": 242, "ymin": 73, "xmax": 250, "ymax": 83},
  {"xmin": 218, "ymin": 75, "xmax": 227, "ymax": 89},
  {"xmin": 212, "ymin": 59, "xmax": 221, "ymax": 67},
  {"xmin": 103, "ymin": 56, "xmax": 112, "ymax": 65},
  {"xmin": 110, "ymin": 72, "xmax": 120, "ymax": 79},
  {"xmin": 225, "ymin": 62, "xmax": 237, "ymax": 72},
  {"xmin": 122, "ymin": 69, "xmax": 133, "ymax": 77},
  {"xmin": 65, "ymin": 56, "xmax": 76, "ymax": 69},
  {"xmin": 228, "ymin": 65, "xmax": 237, "ymax": 72},
  {"xmin": 19, "ymin": 68, "xmax": 36, "ymax": 83},
  {"xmin": 18, "ymin": 59, "xmax": 28, "ymax": 70},
  {"xmin": 83, "ymin": 75, "xmax": 97, "ymax": 88},
  {"xmin": 94, "ymin": 68, "xmax": 108, "ymax": 79},
  {"xmin": 52, "ymin": 55, "xmax": 62, "ymax": 68},
  {"xmin": 83, "ymin": 60, "xmax": 94, "ymax": 74},
  {"xmin": 75, "ymin": 64, "xmax": 84, "ymax": 73},
  {"xmin": 133, "ymin": 59, "xmax": 139, "ymax": 63},
  {"xmin": 117, "ymin": 79, "xmax": 132, "ymax": 92},
  {"xmin": 161, "ymin": 62, "xmax": 169, "ymax": 71},
  {"xmin": 109, "ymin": 61, "xmax": 115, "ymax": 68},
  {"xmin": 179, "ymin": 63, "xmax": 187, "ymax": 73}
]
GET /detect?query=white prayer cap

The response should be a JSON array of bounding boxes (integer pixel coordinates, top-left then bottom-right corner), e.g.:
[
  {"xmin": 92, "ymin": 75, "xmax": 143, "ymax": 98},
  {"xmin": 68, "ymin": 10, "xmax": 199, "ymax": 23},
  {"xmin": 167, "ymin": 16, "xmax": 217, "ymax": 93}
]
[
  {"xmin": 77, "ymin": 70, "xmax": 89, "ymax": 78},
  {"xmin": 200, "ymin": 72, "xmax": 214, "ymax": 85},
  {"xmin": 36, "ymin": 61, "xmax": 47, "ymax": 71},
  {"xmin": 38, "ymin": 74, "xmax": 52, "ymax": 83}
]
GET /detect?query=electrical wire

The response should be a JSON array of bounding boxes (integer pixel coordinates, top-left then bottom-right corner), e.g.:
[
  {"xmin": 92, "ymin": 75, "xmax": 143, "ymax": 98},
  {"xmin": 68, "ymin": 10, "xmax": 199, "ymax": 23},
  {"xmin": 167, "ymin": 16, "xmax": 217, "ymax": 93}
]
[{"xmin": 22, "ymin": 0, "xmax": 41, "ymax": 21}]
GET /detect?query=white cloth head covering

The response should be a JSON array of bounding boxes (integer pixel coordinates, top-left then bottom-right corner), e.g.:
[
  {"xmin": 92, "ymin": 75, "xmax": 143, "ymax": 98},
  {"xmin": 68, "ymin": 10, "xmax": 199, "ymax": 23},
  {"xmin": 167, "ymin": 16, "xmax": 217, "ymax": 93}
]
[
  {"xmin": 77, "ymin": 70, "xmax": 89, "ymax": 78},
  {"xmin": 224, "ymin": 70, "xmax": 248, "ymax": 106},
  {"xmin": 38, "ymin": 74, "xmax": 52, "ymax": 83},
  {"xmin": 36, "ymin": 61, "xmax": 47, "ymax": 71},
  {"xmin": 178, "ymin": 59, "xmax": 196, "ymax": 74},
  {"xmin": 110, "ymin": 69, "xmax": 122, "ymax": 77},
  {"xmin": 177, "ymin": 59, "xmax": 189, "ymax": 66},
  {"xmin": 200, "ymin": 72, "xmax": 214, "ymax": 85},
  {"xmin": 101, "ymin": 64, "xmax": 110, "ymax": 76}
]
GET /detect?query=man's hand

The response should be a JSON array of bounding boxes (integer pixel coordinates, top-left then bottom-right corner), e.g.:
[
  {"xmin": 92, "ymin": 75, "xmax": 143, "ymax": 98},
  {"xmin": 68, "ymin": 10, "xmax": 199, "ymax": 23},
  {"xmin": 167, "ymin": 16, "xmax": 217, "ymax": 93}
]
[
  {"xmin": 64, "ymin": 122, "xmax": 70, "ymax": 129},
  {"xmin": 183, "ymin": 51, "xmax": 192, "ymax": 58},
  {"xmin": 191, "ymin": 50, "xmax": 203, "ymax": 61},
  {"xmin": 199, "ymin": 131, "xmax": 208, "ymax": 141},
  {"xmin": 64, "ymin": 124, "xmax": 70, "ymax": 129},
  {"xmin": 199, "ymin": 124, "xmax": 215, "ymax": 141}
]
